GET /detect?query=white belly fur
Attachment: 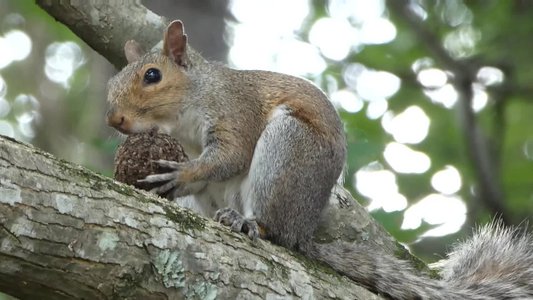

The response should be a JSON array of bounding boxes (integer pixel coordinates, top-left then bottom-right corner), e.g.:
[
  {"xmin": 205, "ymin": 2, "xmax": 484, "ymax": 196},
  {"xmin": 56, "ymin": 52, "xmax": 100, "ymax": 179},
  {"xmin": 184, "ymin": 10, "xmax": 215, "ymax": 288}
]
[{"xmin": 175, "ymin": 175, "xmax": 247, "ymax": 218}]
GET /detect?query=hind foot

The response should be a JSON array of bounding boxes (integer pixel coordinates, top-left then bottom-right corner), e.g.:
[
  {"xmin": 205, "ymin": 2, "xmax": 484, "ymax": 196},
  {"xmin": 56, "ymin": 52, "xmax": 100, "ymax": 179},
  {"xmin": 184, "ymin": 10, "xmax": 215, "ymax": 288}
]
[{"xmin": 214, "ymin": 207, "xmax": 259, "ymax": 240}]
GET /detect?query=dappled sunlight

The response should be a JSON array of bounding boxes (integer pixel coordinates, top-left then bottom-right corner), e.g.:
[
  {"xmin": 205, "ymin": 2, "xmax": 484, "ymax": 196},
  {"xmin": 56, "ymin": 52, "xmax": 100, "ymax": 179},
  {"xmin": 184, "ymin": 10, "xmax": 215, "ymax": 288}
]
[
  {"xmin": 407, "ymin": 2, "xmax": 427, "ymax": 20},
  {"xmin": 366, "ymin": 98, "xmax": 388, "ymax": 119},
  {"xmin": 0, "ymin": 30, "xmax": 31, "ymax": 69},
  {"xmin": 370, "ymin": 191, "xmax": 408, "ymax": 213},
  {"xmin": 415, "ymin": 61, "xmax": 494, "ymax": 113},
  {"xmin": 229, "ymin": 24, "xmax": 281, "ymax": 70},
  {"xmin": 382, "ymin": 106, "xmax": 430, "ymax": 144},
  {"xmin": 440, "ymin": 0, "xmax": 473, "ymax": 27},
  {"xmin": 411, "ymin": 57, "xmax": 434, "ymax": 73},
  {"xmin": 309, "ymin": 17, "xmax": 358, "ymax": 61},
  {"xmin": 359, "ymin": 18, "xmax": 396, "ymax": 44},
  {"xmin": 343, "ymin": 64, "xmax": 400, "ymax": 118},
  {"xmin": 423, "ymin": 83, "xmax": 458, "ymax": 109},
  {"xmin": 417, "ymin": 68, "xmax": 448, "ymax": 88},
  {"xmin": 0, "ymin": 14, "xmax": 87, "ymax": 144},
  {"xmin": 402, "ymin": 193, "xmax": 467, "ymax": 237},
  {"xmin": 343, "ymin": 63, "xmax": 365, "ymax": 88},
  {"xmin": 384, "ymin": 142, "xmax": 431, "ymax": 174},
  {"xmin": 229, "ymin": 23, "xmax": 329, "ymax": 75},
  {"xmin": 355, "ymin": 161, "xmax": 407, "ymax": 212},
  {"xmin": 275, "ymin": 39, "xmax": 327, "ymax": 76},
  {"xmin": 231, "ymin": 0, "xmax": 309, "ymax": 31},
  {"xmin": 472, "ymin": 83, "xmax": 488, "ymax": 112},
  {"xmin": 477, "ymin": 66, "xmax": 504, "ymax": 86},
  {"xmin": 431, "ymin": 165, "xmax": 462, "ymax": 195},
  {"xmin": 328, "ymin": 0, "xmax": 385, "ymax": 24},
  {"xmin": 354, "ymin": 70, "xmax": 401, "ymax": 101},
  {"xmin": 330, "ymin": 89, "xmax": 364, "ymax": 113},
  {"xmin": 229, "ymin": 0, "xmax": 397, "ymax": 73},
  {"xmin": 229, "ymin": 0, "xmax": 313, "ymax": 72},
  {"xmin": 0, "ymin": 25, "xmax": 44, "ymax": 142},
  {"xmin": 12, "ymin": 94, "xmax": 40, "ymax": 139},
  {"xmin": 444, "ymin": 25, "xmax": 481, "ymax": 59},
  {"xmin": 45, "ymin": 41, "xmax": 85, "ymax": 88}
]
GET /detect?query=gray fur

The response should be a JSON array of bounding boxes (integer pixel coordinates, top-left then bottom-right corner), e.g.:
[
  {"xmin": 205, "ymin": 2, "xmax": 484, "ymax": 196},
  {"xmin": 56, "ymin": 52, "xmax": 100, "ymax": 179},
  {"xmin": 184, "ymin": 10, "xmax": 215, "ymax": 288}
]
[
  {"xmin": 310, "ymin": 221, "xmax": 533, "ymax": 299},
  {"xmin": 242, "ymin": 111, "xmax": 345, "ymax": 250}
]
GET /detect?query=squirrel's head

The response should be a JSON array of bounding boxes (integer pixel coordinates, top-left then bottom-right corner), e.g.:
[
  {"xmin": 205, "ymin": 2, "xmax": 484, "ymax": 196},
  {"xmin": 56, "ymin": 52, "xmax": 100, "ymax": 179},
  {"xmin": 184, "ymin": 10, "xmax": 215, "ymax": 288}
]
[{"xmin": 106, "ymin": 20, "xmax": 190, "ymax": 135}]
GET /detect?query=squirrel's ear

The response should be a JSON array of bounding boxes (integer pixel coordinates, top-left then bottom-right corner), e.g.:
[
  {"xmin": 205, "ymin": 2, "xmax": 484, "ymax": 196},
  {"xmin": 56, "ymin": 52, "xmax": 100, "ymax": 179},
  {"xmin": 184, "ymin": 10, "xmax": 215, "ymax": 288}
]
[
  {"xmin": 124, "ymin": 40, "xmax": 145, "ymax": 63},
  {"xmin": 163, "ymin": 20, "xmax": 188, "ymax": 67}
]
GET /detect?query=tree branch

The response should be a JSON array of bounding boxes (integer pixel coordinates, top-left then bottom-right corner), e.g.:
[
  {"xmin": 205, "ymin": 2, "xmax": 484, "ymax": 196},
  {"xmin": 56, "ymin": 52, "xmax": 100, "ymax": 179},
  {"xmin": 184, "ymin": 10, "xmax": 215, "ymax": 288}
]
[{"xmin": 0, "ymin": 135, "xmax": 387, "ymax": 299}]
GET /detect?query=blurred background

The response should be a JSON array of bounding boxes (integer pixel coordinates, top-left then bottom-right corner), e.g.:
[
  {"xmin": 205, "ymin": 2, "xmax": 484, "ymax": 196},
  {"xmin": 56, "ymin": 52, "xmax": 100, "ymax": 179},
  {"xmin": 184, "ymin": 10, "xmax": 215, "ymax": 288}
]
[{"xmin": 1, "ymin": 0, "xmax": 532, "ymax": 269}]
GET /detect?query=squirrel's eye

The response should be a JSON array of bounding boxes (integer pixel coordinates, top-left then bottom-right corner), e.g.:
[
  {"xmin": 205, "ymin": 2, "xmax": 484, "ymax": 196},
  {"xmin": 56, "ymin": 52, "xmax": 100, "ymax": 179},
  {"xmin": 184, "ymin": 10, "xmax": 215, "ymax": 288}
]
[{"xmin": 144, "ymin": 68, "xmax": 162, "ymax": 84}]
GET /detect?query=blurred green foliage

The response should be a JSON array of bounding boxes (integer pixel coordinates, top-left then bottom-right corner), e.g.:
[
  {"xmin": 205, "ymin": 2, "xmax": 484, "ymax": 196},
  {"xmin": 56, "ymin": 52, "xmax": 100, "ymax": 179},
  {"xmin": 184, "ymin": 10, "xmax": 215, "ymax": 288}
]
[
  {"xmin": 306, "ymin": 0, "xmax": 533, "ymax": 258},
  {"xmin": 0, "ymin": 0, "xmax": 117, "ymax": 178}
]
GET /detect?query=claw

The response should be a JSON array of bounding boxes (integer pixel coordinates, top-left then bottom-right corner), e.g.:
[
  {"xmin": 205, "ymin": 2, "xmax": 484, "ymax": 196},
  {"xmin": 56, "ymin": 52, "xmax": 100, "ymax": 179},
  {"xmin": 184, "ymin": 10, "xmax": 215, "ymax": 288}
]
[
  {"xmin": 214, "ymin": 207, "xmax": 259, "ymax": 240},
  {"xmin": 244, "ymin": 221, "xmax": 260, "ymax": 240},
  {"xmin": 138, "ymin": 172, "xmax": 177, "ymax": 183},
  {"xmin": 149, "ymin": 179, "xmax": 178, "ymax": 194},
  {"xmin": 214, "ymin": 208, "xmax": 232, "ymax": 225},
  {"xmin": 153, "ymin": 159, "xmax": 181, "ymax": 169}
]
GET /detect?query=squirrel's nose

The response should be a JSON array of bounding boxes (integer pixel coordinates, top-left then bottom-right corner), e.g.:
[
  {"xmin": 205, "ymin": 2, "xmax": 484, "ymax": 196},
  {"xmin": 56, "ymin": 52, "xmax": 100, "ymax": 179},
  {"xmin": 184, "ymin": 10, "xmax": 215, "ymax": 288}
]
[{"xmin": 106, "ymin": 109, "xmax": 130, "ymax": 134}]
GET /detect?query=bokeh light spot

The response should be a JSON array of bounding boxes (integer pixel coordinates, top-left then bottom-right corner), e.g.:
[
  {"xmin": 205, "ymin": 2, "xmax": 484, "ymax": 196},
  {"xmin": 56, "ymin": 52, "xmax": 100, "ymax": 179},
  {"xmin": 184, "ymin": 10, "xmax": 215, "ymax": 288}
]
[
  {"xmin": 431, "ymin": 165, "xmax": 462, "ymax": 195},
  {"xmin": 402, "ymin": 194, "xmax": 466, "ymax": 236},
  {"xmin": 384, "ymin": 142, "xmax": 431, "ymax": 174}
]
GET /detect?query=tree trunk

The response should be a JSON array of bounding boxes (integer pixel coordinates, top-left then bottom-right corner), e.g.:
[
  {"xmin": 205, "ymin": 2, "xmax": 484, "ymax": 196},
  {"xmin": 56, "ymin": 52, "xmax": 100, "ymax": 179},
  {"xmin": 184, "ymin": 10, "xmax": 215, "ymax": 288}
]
[{"xmin": 0, "ymin": 1, "xmax": 424, "ymax": 299}]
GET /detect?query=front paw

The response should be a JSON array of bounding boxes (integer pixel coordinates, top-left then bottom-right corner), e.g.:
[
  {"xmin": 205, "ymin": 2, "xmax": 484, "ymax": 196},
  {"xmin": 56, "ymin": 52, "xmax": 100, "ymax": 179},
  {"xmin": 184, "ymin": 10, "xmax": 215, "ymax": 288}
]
[
  {"xmin": 139, "ymin": 160, "xmax": 207, "ymax": 200},
  {"xmin": 137, "ymin": 171, "xmax": 180, "ymax": 195},
  {"xmin": 214, "ymin": 207, "xmax": 259, "ymax": 240}
]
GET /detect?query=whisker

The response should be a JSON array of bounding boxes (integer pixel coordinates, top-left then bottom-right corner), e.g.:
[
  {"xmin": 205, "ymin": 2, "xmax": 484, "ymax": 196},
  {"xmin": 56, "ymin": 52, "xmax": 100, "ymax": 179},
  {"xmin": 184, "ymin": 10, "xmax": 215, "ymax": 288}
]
[{"xmin": 137, "ymin": 102, "xmax": 179, "ymax": 114}]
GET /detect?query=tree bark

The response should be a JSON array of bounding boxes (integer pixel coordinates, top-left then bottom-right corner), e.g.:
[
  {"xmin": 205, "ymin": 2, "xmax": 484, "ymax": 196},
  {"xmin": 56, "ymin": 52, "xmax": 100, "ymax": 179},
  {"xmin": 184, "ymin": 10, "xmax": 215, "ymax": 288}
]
[{"xmin": 0, "ymin": 1, "xmax": 426, "ymax": 299}]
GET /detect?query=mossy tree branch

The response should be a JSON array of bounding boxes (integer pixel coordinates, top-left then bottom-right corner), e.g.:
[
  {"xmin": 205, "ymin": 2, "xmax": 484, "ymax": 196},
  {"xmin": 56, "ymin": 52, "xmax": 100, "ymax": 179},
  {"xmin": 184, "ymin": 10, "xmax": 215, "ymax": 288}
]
[{"xmin": 0, "ymin": 135, "xmax": 384, "ymax": 299}]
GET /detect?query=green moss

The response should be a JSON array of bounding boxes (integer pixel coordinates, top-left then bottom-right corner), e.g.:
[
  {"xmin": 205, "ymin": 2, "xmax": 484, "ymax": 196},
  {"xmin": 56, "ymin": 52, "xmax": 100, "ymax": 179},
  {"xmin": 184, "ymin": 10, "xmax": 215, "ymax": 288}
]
[
  {"xmin": 258, "ymin": 255, "xmax": 290, "ymax": 280},
  {"xmin": 393, "ymin": 242, "xmax": 441, "ymax": 279},
  {"xmin": 163, "ymin": 205, "xmax": 206, "ymax": 231},
  {"xmin": 111, "ymin": 182, "xmax": 139, "ymax": 198}
]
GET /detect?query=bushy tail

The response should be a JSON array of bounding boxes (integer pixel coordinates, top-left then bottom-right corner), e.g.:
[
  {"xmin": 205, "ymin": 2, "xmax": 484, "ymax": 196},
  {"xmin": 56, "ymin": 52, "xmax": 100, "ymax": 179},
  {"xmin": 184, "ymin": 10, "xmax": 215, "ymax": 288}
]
[
  {"xmin": 436, "ymin": 222, "xmax": 533, "ymax": 299},
  {"xmin": 306, "ymin": 221, "xmax": 533, "ymax": 300}
]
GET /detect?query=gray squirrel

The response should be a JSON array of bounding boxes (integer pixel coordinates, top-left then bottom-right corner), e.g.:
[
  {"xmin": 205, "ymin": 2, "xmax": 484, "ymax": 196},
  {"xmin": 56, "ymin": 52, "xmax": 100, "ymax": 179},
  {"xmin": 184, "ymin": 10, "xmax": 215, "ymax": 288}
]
[{"xmin": 106, "ymin": 20, "xmax": 533, "ymax": 299}]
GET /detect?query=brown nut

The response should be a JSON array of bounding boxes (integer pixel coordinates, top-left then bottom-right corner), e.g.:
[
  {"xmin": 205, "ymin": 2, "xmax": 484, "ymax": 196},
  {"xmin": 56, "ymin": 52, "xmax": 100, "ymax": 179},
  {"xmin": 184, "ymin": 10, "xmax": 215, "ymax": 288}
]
[{"xmin": 113, "ymin": 129, "xmax": 188, "ymax": 191}]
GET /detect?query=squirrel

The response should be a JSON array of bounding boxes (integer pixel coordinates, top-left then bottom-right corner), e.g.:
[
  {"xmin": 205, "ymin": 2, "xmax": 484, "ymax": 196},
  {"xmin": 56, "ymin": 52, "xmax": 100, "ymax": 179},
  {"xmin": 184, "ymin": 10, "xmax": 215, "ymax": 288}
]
[{"xmin": 106, "ymin": 20, "xmax": 533, "ymax": 299}]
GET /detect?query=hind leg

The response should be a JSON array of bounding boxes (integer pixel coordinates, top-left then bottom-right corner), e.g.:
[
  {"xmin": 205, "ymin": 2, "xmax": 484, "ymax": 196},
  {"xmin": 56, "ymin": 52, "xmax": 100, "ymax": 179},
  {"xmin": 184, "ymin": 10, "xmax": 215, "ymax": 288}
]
[{"xmin": 240, "ymin": 114, "xmax": 344, "ymax": 250}]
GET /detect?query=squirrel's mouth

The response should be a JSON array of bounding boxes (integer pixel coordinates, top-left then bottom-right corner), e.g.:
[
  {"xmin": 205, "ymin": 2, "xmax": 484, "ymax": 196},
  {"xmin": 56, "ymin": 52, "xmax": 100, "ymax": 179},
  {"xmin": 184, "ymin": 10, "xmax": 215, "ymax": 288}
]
[{"xmin": 108, "ymin": 118, "xmax": 160, "ymax": 136}]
